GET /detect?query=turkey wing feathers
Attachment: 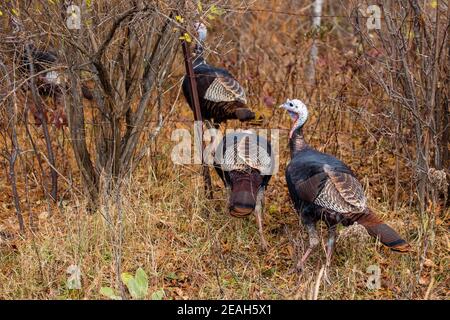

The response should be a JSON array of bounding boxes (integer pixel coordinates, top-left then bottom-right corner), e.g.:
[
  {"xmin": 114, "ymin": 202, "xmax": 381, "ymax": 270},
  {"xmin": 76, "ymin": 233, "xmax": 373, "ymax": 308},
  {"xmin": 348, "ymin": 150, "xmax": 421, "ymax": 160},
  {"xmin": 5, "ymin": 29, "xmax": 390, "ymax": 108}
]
[
  {"xmin": 204, "ymin": 75, "xmax": 247, "ymax": 104},
  {"xmin": 314, "ymin": 164, "xmax": 367, "ymax": 214}
]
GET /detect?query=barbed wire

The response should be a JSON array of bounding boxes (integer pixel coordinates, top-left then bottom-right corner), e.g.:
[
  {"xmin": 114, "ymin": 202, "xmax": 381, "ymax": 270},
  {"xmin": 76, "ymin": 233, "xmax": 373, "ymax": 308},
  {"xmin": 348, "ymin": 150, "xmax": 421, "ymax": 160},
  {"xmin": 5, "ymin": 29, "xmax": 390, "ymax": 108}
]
[
  {"xmin": 0, "ymin": 4, "xmax": 435, "ymax": 27},
  {"xmin": 222, "ymin": 6, "xmax": 436, "ymax": 23},
  {"xmin": 227, "ymin": 7, "xmax": 356, "ymax": 18},
  {"xmin": 166, "ymin": 72, "xmax": 394, "ymax": 104}
]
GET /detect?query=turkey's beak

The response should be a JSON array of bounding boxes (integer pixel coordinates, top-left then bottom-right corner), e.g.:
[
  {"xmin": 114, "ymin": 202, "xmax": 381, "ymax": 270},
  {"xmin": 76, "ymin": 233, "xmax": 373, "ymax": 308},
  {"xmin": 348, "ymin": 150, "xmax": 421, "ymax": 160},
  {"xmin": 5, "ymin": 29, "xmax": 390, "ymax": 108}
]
[{"xmin": 280, "ymin": 102, "xmax": 293, "ymax": 113}]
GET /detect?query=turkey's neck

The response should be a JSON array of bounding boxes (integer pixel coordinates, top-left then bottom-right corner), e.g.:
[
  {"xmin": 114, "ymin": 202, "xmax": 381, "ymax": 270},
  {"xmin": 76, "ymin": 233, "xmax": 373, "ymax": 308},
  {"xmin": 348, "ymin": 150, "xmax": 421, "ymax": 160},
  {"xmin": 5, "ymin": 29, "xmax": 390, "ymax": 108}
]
[
  {"xmin": 193, "ymin": 56, "xmax": 205, "ymax": 69},
  {"xmin": 193, "ymin": 42, "xmax": 205, "ymax": 68},
  {"xmin": 289, "ymin": 125, "xmax": 308, "ymax": 157}
]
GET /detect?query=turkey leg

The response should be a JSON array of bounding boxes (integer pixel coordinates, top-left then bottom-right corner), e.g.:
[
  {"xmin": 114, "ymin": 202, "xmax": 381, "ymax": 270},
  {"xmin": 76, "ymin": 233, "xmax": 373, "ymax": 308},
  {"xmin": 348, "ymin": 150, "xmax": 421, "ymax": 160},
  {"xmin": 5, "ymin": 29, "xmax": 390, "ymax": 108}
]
[
  {"xmin": 296, "ymin": 223, "xmax": 319, "ymax": 272},
  {"xmin": 325, "ymin": 226, "xmax": 337, "ymax": 267},
  {"xmin": 323, "ymin": 225, "xmax": 337, "ymax": 284},
  {"xmin": 254, "ymin": 188, "xmax": 268, "ymax": 251}
]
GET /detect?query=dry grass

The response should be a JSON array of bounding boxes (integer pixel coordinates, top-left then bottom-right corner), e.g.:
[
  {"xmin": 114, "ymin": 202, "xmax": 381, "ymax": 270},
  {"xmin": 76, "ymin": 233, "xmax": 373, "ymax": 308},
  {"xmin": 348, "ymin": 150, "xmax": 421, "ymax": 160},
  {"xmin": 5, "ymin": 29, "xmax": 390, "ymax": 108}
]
[
  {"xmin": 0, "ymin": 0, "xmax": 448, "ymax": 300},
  {"xmin": 0, "ymin": 122, "xmax": 448, "ymax": 300}
]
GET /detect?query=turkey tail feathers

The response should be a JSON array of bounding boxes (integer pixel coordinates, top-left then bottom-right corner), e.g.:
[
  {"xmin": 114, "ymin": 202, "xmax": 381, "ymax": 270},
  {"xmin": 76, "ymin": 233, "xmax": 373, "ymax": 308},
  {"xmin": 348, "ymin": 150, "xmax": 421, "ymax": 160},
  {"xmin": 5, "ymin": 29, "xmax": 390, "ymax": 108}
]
[{"xmin": 357, "ymin": 209, "xmax": 411, "ymax": 252}]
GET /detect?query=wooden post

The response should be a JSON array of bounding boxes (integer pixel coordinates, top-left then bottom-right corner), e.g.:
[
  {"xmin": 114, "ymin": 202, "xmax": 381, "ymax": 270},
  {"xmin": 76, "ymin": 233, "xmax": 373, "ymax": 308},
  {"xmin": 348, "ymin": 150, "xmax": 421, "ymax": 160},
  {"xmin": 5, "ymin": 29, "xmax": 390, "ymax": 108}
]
[{"xmin": 181, "ymin": 37, "xmax": 213, "ymax": 199}]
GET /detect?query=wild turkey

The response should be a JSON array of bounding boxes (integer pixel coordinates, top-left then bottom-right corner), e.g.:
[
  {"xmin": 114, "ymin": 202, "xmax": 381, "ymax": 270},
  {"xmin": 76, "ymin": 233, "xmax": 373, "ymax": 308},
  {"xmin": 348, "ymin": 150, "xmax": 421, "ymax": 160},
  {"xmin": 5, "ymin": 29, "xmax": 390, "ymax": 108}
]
[
  {"xmin": 214, "ymin": 131, "xmax": 275, "ymax": 250},
  {"xmin": 21, "ymin": 45, "xmax": 61, "ymax": 97},
  {"xmin": 20, "ymin": 44, "xmax": 93, "ymax": 126},
  {"xmin": 21, "ymin": 44, "xmax": 93, "ymax": 100},
  {"xmin": 280, "ymin": 99, "xmax": 410, "ymax": 270},
  {"xmin": 182, "ymin": 23, "xmax": 255, "ymax": 126}
]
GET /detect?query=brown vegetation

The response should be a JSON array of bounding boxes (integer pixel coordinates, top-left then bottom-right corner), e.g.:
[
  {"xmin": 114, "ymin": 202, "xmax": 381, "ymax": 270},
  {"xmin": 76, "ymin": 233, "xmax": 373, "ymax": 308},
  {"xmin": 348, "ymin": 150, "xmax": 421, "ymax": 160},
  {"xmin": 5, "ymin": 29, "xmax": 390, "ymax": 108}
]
[{"xmin": 0, "ymin": 0, "xmax": 448, "ymax": 299}]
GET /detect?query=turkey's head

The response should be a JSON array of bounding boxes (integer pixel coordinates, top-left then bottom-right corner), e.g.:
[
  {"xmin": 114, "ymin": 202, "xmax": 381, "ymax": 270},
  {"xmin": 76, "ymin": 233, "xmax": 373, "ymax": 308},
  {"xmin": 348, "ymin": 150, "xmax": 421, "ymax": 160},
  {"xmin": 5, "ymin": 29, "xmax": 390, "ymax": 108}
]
[
  {"xmin": 227, "ymin": 168, "xmax": 264, "ymax": 217},
  {"xmin": 194, "ymin": 22, "xmax": 207, "ymax": 41},
  {"xmin": 214, "ymin": 131, "xmax": 274, "ymax": 218},
  {"xmin": 193, "ymin": 22, "xmax": 207, "ymax": 58},
  {"xmin": 280, "ymin": 98, "xmax": 309, "ymax": 137}
]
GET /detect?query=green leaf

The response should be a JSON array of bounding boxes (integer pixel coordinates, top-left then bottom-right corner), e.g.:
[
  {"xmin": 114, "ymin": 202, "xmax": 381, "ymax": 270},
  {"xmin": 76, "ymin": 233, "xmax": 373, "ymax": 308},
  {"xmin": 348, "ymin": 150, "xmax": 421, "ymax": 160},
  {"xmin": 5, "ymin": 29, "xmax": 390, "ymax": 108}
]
[
  {"xmin": 126, "ymin": 278, "xmax": 143, "ymax": 299},
  {"xmin": 135, "ymin": 268, "xmax": 148, "ymax": 294},
  {"xmin": 197, "ymin": 1, "xmax": 203, "ymax": 13},
  {"xmin": 120, "ymin": 272, "xmax": 134, "ymax": 286},
  {"xmin": 165, "ymin": 272, "xmax": 178, "ymax": 280},
  {"xmin": 268, "ymin": 204, "xmax": 278, "ymax": 215},
  {"xmin": 100, "ymin": 287, "xmax": 122, "ymax": 300},
  {"xmin": 86, "ymin": 0, "xmax": 92, "ymax": 7},
  {"xmin": 120, "ymin": 268, "xmax": 149, "ymax": 299},
  {"xmin": 151, "ymin": 289, "xmax": 165, "ymax": 300}
]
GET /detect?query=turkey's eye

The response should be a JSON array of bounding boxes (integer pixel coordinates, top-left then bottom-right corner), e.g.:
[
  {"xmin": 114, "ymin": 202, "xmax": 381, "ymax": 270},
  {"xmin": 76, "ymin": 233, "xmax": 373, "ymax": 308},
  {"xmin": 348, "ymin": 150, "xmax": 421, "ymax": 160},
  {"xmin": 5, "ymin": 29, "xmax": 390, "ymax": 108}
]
[{"xmin": 289, "ymin": 103, "xmax": 293, "ymax": 107}]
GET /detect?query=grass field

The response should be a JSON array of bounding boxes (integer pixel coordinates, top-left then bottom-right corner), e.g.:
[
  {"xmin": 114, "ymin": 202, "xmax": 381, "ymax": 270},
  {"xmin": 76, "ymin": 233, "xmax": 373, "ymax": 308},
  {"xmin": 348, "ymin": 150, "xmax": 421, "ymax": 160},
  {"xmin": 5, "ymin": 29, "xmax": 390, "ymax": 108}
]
[
  {"xmin": 0, "ymin": 0, "xmax": 448, "ymax": 300},
  {"xmin": 1, "ymin": 116, "xmax": 448, "ymax": 299}
]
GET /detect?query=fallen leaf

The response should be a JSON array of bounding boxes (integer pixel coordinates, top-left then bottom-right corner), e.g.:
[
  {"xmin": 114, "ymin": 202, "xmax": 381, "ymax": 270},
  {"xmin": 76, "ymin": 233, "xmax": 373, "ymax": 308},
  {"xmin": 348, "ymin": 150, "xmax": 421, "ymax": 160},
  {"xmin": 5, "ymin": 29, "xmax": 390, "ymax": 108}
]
[{"xmin": 423, "ymin": 259, "xmax": 435, "ymax": 268}]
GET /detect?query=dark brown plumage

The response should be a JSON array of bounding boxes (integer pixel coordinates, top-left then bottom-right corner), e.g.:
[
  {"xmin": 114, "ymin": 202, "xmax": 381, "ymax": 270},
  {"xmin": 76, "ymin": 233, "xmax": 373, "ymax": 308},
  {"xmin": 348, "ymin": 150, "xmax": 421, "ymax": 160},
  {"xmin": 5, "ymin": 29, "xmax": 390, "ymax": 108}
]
[
  {"xmin": 182, "ymin": 39, "xmax": 254, "ymax": 125},
  {"xmin": 214, "ymin": 131, "xmax": 275, "ymax": 250},
  {"xmin": 281, "ymin": 99, "xmax": 410, "ymax": 271}
]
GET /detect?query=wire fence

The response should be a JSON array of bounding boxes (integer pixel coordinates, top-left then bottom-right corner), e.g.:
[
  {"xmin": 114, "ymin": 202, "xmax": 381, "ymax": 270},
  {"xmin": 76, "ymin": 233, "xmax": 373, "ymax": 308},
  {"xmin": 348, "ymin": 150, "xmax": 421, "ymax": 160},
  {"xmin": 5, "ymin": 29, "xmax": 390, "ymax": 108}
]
[{"xmin": 221, "ymin": 6, "xmax": 434, "ymax": 23}]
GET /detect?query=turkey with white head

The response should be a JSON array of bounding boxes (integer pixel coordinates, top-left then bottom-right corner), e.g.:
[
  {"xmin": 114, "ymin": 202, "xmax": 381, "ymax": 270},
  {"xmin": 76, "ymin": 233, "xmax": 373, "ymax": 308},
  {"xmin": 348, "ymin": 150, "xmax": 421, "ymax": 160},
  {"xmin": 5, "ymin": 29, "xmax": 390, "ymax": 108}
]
[
  {"xmin": 182, "ymin": 23, "xmax": 255, "ymax": 127},
  {"xmin": 214, "ymin": 131, "xmax": 275, "ymax": 250},
  {"xmin": 280, "ymin": 99, "xmax": 410, "ymax": 271}
]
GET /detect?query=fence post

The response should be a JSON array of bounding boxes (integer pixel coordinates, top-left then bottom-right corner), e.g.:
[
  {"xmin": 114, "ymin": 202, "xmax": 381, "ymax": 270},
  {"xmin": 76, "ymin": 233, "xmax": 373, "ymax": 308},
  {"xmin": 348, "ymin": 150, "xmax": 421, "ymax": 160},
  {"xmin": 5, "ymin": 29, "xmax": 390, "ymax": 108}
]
[{"xmin": 180, "ymin": 36, "xmax": 213, "ymax": 199}]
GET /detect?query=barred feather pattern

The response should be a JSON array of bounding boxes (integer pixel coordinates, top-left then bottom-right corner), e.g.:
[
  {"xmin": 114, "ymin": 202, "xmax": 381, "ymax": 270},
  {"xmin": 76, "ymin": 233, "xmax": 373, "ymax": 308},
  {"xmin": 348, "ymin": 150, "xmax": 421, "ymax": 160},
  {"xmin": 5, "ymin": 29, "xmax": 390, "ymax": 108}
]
[
  {"xmin": 204, "ymin": 77, "xmax": 247, "ymax": 104},
  {"xmin": 221, "ymin": 136, "xmax": 272, "ymax": 175},
  {"xmin": 313, "ymin": 164, "xmax": 367, "ymax": 215}
]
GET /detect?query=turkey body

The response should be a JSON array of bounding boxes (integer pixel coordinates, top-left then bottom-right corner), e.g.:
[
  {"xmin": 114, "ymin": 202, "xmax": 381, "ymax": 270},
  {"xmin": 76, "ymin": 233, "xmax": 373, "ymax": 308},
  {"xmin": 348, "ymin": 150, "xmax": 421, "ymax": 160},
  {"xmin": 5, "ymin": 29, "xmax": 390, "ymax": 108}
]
[
  {"xmin": 21, "ymin": 47, "xmax": 61, "ymax": 97},
  {"xmin": 214, "ymin": 131, "xmax": 273, "ymax": 216},
  {"xmin": 182, "ymin": 58, "xmax": 254, "ymax": 125},
  {"xmin": 213, "ymin": 131, "xmax": 275, "ymax": 250},
  {"xmin": 286, "ymin": 143, "xmax": 410, "ymax": 267},
  {"xmin": 280, "ymin": 98, "xmax": 410, "ymax": 270},
  {"xmin": 286, "ymin": 147, "xmax": 367, "ymax": 227}
]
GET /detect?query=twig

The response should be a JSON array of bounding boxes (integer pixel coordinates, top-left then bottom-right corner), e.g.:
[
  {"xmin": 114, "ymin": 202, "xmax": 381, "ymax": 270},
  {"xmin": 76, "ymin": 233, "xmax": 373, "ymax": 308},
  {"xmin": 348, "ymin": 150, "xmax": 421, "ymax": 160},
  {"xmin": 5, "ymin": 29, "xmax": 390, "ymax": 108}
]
[{"xmin": 312, "ymin": 266, "xmax": 325, "ymax": 300}]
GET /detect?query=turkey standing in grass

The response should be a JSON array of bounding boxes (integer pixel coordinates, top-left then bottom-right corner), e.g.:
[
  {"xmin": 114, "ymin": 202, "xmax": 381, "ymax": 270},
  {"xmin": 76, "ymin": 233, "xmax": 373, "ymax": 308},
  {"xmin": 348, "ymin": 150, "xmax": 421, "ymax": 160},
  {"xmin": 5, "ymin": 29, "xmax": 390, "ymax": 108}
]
[
  {"xmin": 214, "ymin": 131, "xmax": 275, "ymax": 250},
  {"xmin": 182, "ymin": 23, "xmax": 255, "ymax": 127},
  {"xmin": 280, "ymin": 99, "xmax": 410, "ymax": 271}
]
